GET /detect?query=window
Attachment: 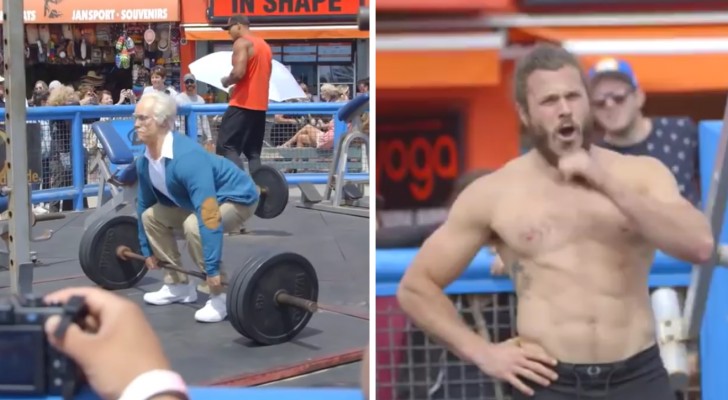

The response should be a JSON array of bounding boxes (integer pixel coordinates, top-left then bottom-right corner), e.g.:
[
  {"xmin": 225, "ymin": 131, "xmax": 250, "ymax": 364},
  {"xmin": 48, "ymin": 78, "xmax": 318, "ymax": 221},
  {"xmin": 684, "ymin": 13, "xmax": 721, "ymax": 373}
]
[
  {"xmin": 318, "ymin": 65, "xmax": 355, "ymax": 100},
  {"xmin": 208, "ymin": 40, "xmax": 357, "ymax": 97}
]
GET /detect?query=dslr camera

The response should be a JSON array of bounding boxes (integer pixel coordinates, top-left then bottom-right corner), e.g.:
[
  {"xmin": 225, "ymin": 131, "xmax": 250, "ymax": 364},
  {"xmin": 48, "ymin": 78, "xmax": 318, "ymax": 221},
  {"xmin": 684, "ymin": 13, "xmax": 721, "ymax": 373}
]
[{"xmin": 0, "ymin": 293, "xmax": 87, "ymax": 398}]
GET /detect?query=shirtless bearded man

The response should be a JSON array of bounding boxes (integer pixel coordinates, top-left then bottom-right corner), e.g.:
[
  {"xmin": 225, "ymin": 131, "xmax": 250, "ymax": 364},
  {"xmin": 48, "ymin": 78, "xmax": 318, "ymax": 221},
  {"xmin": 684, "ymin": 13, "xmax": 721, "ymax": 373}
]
[{"xmin": 396, "ymin": 44, "xmax": 714, "ymax": 399}]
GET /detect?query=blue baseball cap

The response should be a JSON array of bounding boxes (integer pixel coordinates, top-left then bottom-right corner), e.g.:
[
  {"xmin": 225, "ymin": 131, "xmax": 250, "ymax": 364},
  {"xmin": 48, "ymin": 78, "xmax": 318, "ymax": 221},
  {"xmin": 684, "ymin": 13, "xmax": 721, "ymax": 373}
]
[{"xmin": 588, "ymin": 58, "xmax": 638, "ymax": 88}]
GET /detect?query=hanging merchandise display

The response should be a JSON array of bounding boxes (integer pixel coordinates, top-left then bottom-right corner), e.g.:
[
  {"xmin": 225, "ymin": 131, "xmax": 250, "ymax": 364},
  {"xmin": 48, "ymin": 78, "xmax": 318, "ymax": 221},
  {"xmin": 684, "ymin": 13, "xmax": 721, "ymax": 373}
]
[
  {"xmin": 0, "ymin": 21, "xmax": 182, "ymax": 93},
  {"xmin": 115, "ymin": 32, "xmax": 136, "ymax": 70}
]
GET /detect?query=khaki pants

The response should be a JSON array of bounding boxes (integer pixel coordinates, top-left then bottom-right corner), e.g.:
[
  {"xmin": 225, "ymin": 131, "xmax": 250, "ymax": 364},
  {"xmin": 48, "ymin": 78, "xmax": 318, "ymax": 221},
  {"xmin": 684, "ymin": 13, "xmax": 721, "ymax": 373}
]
[{"xmin": 141, "ymin": 200, "xmax": 256, "ymax": 295}]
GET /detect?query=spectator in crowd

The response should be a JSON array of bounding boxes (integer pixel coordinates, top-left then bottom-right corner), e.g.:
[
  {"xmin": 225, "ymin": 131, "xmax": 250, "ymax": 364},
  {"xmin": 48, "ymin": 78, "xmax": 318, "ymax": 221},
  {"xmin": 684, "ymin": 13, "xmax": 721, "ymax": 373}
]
[
  {"xmin": 357, "ymin": 78, "xmax": 369, "ymax": 94},
  {"xmin": 121, "ymin": 89, "xmax": 139, "ymax": 105},
  {"xmin": 270, "ymin": 99, "xmax": 304, "ymax": 147},
  {"xmin": 319, "ymin": 83, "xmax": 347, "ymax": 103},
  {"xmin": 32, "ymin": 88, "xmax": 50, "ymax": 107},
  {"xmin": 279, "ymin": 84, "xmax": 350, "ymax": 149},
  {"xmin": 48, "ymin": 80, "xmax": 62, "ymax": 92},
  {"xmin": 587, "ymin": 56, "xmax": 703, "ymax": 394},
  {"xmin": 143, "ymin": 65, "xmax": 178, "ymax": 97},
  {"xmin": 46, "ymin": 85, "xmax": 88, "ymax": 212},
  {"xmin": 29, "ymin": 89, "xmax": 52, "ymax": 204},
  {"xmin": 278, "ymin": 117, "xmax": 335, "ymax": 150},
  {"xmin": 175, "ymin": 73, "xmax": 212, "ymax": 149},
  {"xmin": 31, "ymin": 80, "xmax": 48, "ymax": 102},
  {"xmin": 588, "ymin": 57, "xmax": 701, "ymax": 206},
  {"xmin": 78, "ymin": 84, "xmax": 99, "ymax": 106},
  {"xmin": 99, "ymin": 90, "xmax": 114, "ymax": 105},
  {"xmin": 299, "ymin": 82, "xmax": 313, "ymax": 102}
]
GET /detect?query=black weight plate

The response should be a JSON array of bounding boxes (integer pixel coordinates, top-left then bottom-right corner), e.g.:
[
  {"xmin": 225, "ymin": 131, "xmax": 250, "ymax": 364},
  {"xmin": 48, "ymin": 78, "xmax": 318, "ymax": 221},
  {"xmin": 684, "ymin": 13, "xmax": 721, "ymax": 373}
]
[
  {"xmin": 228, "ymin": 252, "xmax": 318, "ymax": 345},
  {"xmin": 78, "ymin": 215, "xmax": 147, "ymax": 290},
  {"xmin": 227, "ymin": 253, "xmax": 270, "ymax": 341},
  {"xmin": 252, "ymin": 165, "xmax": 289, "ymax": 219}
]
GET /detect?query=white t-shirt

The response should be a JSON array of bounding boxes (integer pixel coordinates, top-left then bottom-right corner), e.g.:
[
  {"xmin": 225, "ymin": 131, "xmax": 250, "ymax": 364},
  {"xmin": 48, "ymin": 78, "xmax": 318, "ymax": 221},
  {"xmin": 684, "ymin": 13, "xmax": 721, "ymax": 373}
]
[
  {"xmin": 175, "ymin": 92, "xmax": 212, "ymax": 140},
  {"xmin": 143, "ymin": 85, "xmax": 178, "ymax": 97}
]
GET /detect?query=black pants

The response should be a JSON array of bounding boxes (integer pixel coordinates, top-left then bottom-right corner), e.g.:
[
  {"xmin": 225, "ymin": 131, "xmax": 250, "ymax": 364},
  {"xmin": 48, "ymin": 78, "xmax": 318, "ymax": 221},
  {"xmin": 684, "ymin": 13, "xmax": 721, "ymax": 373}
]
[
  {"xmin": 217, "ymin": 105, "xmax": 267, "ymax": 172},
  {"xmin": 513, "ymin": 345, "xmax": 674, "ymax": 400}
]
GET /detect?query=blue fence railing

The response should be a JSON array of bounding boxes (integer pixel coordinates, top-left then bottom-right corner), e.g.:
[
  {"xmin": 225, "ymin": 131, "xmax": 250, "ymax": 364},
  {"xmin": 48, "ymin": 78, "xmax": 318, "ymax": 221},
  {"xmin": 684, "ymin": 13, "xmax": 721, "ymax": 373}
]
[
  {"xmin": 0, "ymin": 102, "xmax": 369, "ymax": 211},
  {"xmin": 17, "ymin": 386, "xmax": 364, "ymax": 400}
]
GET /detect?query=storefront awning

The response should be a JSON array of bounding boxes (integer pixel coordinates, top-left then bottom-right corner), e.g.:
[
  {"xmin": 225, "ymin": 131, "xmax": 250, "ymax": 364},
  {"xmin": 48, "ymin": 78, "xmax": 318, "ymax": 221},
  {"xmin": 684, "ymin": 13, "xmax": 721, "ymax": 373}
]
[
  {"xmin": 376, "ymin": 0, "xmax": 513, "ymax": 13},
  {"xmin": 510, "ymin": 25, "xmax": 728, "ymax": 92},
  {"xmin": 0, "ymin": 0, "xmax": 179, "ymax": 24},
  {"xmin": 377, "ymin": 32, "xmax": 504, "ymax": 89},
  {"xmin": 182, "ymin": 25, "xmax": 368, "ymax": 40}
]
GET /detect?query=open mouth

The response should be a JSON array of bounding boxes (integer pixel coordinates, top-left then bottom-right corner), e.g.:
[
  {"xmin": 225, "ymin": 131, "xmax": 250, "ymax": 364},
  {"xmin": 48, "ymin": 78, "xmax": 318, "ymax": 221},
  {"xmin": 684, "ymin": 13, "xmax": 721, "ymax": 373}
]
[{"xmin": 557, "ymin": 125, "xmax": 577, "ymax": 139}]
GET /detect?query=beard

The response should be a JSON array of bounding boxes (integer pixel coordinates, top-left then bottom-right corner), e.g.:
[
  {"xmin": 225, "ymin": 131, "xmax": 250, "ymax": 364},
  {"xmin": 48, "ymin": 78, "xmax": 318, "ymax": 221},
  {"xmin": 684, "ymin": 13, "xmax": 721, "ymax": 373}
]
[{"xmin": 524, "ymin": 114, "xmax": 596, "ymax": 167}]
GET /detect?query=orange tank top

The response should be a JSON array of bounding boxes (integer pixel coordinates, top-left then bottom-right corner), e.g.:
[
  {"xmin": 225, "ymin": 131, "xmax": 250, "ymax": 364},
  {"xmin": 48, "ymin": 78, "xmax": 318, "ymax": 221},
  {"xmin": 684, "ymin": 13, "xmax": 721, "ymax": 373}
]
[{"xmin": 229, "ymin": 35, "xmax": 272, "ymax": 111}]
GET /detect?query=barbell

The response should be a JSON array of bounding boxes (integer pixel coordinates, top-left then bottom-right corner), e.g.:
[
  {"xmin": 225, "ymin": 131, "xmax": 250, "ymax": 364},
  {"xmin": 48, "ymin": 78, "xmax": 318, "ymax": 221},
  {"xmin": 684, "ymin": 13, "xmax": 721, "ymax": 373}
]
[{"xmin": 78, "ymin": 214, "xmax": 366, "ymax": 345}]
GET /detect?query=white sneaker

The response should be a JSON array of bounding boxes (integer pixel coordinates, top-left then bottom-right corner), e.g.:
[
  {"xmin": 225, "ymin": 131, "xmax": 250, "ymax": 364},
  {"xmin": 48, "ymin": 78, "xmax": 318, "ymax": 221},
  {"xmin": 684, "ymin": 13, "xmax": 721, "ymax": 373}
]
[
  {"xmin": 194, "ymin": 293, "xmax": 227, "ymax": 323},
  {"xmin": 33, "ymin": 205, "xmax": 49, "ymax": 215},
  {"xmin": 143, "ymin": 282, "xmax": 197, "ymax": 306}
]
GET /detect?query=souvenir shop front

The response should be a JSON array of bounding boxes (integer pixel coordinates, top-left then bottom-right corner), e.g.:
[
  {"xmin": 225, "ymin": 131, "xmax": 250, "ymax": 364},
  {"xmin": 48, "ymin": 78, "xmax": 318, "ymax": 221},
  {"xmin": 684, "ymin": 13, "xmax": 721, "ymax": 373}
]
[{"xmin": 0, "ymin": 0, "xmax": 181, "ymax": 101}]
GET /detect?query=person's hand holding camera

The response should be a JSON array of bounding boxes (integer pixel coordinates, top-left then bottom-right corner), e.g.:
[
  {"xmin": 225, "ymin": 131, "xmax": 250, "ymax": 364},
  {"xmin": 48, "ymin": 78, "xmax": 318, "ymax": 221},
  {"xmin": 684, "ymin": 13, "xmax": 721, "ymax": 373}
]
[
  {"xmin": 117, "ymin": 89, "xmax": 137, "ymax": 105},
  {"xmin": 43, "ymin": 287, "xmax": 174, "ymax": 400}
]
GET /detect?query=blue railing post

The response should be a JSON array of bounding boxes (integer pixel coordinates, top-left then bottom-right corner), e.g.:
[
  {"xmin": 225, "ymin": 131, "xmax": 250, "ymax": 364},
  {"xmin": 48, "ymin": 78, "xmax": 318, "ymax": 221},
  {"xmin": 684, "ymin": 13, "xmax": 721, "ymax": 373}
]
[
  {"xmin": 186, "ymin": 111, "xmax": 199, "ymax": 140},
  {"xmin": 71, "ymin": 112, "xmax": 85, "ymax": 211},
  {"xmin": 333, "ymin": 118, "xmax": 348, "ymax": 149}
]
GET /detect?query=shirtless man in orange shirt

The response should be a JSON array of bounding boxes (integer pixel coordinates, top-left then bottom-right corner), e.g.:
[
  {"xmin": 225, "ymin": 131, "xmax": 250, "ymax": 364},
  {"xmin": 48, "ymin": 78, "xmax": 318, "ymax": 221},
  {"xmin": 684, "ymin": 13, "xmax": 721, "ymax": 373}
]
[
  {"xmin": 219, "ymin": 14, "xmax": 272, "ymax": 172},
  {"xmin": 397, "ymin": 44, "xmax": 713, "ymax": 400}
]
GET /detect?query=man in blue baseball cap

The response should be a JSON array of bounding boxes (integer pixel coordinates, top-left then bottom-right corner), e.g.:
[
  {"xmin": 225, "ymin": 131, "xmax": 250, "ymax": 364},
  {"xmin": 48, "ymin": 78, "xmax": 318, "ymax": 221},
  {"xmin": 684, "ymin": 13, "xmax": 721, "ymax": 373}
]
[
  {"xmin": 589, "ymin": 56, "xmax": 702, "ymax": 397},
  {"xmin": 588, "ymin": 57, "xmax": 701, "ymax": 206}
]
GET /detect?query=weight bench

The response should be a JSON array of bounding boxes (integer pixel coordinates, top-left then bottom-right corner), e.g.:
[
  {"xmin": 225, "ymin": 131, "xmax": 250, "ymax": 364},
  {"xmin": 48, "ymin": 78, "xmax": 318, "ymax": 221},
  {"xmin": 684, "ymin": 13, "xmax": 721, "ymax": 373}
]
[
  {"xmin": 85, "ymin": 121, "xmax": 139, "ymax": 229},
  {"xmin": 296, "ymin": 94, "xmax": 370, "ymax": 217}
]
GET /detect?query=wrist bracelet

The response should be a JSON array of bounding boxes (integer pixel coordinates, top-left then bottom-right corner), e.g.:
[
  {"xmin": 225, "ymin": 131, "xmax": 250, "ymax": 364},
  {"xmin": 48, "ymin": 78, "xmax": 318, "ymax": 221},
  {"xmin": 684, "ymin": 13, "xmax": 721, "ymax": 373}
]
[{"xmin": 118, "ymin": 369, "xmax": 188, "ymax": 400}]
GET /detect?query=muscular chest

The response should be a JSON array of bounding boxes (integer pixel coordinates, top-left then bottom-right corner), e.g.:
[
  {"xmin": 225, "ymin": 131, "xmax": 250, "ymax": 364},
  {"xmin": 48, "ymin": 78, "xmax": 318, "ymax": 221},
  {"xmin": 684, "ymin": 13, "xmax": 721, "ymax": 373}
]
[{"xmin": 492, "ymin": 183, "xmax": 638, "ymax": 256}]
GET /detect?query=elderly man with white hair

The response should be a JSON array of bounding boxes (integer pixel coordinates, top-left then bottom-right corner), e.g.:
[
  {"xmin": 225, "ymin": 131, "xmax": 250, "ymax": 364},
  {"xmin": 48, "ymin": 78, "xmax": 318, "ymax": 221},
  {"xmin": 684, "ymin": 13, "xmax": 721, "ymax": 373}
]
[{"xmin": 130, "ymin": 91, "xmax": 260, "ymax": 322}]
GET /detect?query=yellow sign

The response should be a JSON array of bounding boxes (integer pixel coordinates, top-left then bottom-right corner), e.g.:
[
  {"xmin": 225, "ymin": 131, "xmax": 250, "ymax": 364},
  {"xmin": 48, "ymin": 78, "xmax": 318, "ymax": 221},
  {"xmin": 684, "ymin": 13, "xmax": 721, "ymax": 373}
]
[{"xmin": 0, "ymin": 129, "xmax": 43, "ymax": 186}]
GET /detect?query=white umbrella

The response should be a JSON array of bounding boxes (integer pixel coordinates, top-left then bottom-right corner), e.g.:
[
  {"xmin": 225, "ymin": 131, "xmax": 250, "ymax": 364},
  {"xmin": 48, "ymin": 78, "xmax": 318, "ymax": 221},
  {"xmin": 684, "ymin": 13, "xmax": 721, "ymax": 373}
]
[{"xmin": 188, "ymin": 51, "xmax": 306, "ymax": 102}]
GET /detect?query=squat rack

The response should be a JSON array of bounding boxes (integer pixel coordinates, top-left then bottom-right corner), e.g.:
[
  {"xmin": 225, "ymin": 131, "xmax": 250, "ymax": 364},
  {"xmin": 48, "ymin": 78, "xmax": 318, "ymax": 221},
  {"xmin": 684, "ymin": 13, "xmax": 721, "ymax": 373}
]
[{"xmin": 4, "ymin": 0, "xmax": 33, "ymax": 296}]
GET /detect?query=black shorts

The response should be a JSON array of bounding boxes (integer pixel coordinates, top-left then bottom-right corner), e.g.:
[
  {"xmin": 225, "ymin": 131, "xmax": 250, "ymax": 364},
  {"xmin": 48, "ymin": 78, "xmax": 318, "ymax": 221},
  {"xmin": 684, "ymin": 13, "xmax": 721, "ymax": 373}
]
[
  {"xmin": 513, "ymin": 345, "xmax": 674, "ymax": 400},
  {"xmin": 217, "ymin": 106, "xmax": 267, "ymax": 158}
]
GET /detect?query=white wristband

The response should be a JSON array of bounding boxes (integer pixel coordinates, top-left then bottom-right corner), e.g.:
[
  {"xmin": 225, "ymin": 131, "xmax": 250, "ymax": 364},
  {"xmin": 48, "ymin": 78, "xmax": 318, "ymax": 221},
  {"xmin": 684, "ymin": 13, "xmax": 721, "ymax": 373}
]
[{"xmin": 118, "ymin": 369, "xmax": 189, "ymax": 400}]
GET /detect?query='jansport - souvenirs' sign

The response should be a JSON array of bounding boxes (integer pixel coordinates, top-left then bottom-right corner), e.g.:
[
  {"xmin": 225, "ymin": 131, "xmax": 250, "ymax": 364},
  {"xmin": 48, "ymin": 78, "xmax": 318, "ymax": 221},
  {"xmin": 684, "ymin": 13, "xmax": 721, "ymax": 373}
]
[{"xmin": 0, "ymin": 0, "xmax": 179, "ymax": 24}]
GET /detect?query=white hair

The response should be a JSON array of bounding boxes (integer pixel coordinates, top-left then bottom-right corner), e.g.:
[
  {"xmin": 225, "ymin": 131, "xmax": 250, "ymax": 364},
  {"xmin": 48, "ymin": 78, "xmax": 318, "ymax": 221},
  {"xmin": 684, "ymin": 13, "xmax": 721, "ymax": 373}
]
[{"xmin": 140, "ymin": 91, "xmax": 177, "ymax": 130}]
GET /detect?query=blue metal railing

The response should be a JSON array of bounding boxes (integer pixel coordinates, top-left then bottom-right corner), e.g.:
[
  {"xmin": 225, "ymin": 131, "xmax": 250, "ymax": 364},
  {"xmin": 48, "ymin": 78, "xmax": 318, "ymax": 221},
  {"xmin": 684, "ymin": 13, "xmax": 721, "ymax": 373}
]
[
  {"xmin": 0, "ymin": 102, "xmax": 369, "ymax": 211},
  {"xmin": 376, "ymin": 248, "xmax": 694, "ymax": 297},
  {"xmin": 10, "ymin": 386, "xmax": 363, "ymax": 400}
]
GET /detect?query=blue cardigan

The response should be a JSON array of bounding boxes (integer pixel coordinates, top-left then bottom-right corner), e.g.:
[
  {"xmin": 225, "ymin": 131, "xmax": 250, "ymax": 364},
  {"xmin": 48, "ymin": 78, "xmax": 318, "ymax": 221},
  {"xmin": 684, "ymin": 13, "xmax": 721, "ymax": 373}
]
[{"xmin": 135, "ymin": 132, "xmax": 259, "ymax": 277}]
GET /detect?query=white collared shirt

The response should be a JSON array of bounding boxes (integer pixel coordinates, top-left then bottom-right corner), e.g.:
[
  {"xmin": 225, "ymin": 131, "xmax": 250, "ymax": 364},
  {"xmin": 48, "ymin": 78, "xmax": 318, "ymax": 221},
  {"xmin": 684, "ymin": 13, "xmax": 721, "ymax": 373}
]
[{"xmin": 144, "ymin": 131, "xmax": 177, "ymax": 204}]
